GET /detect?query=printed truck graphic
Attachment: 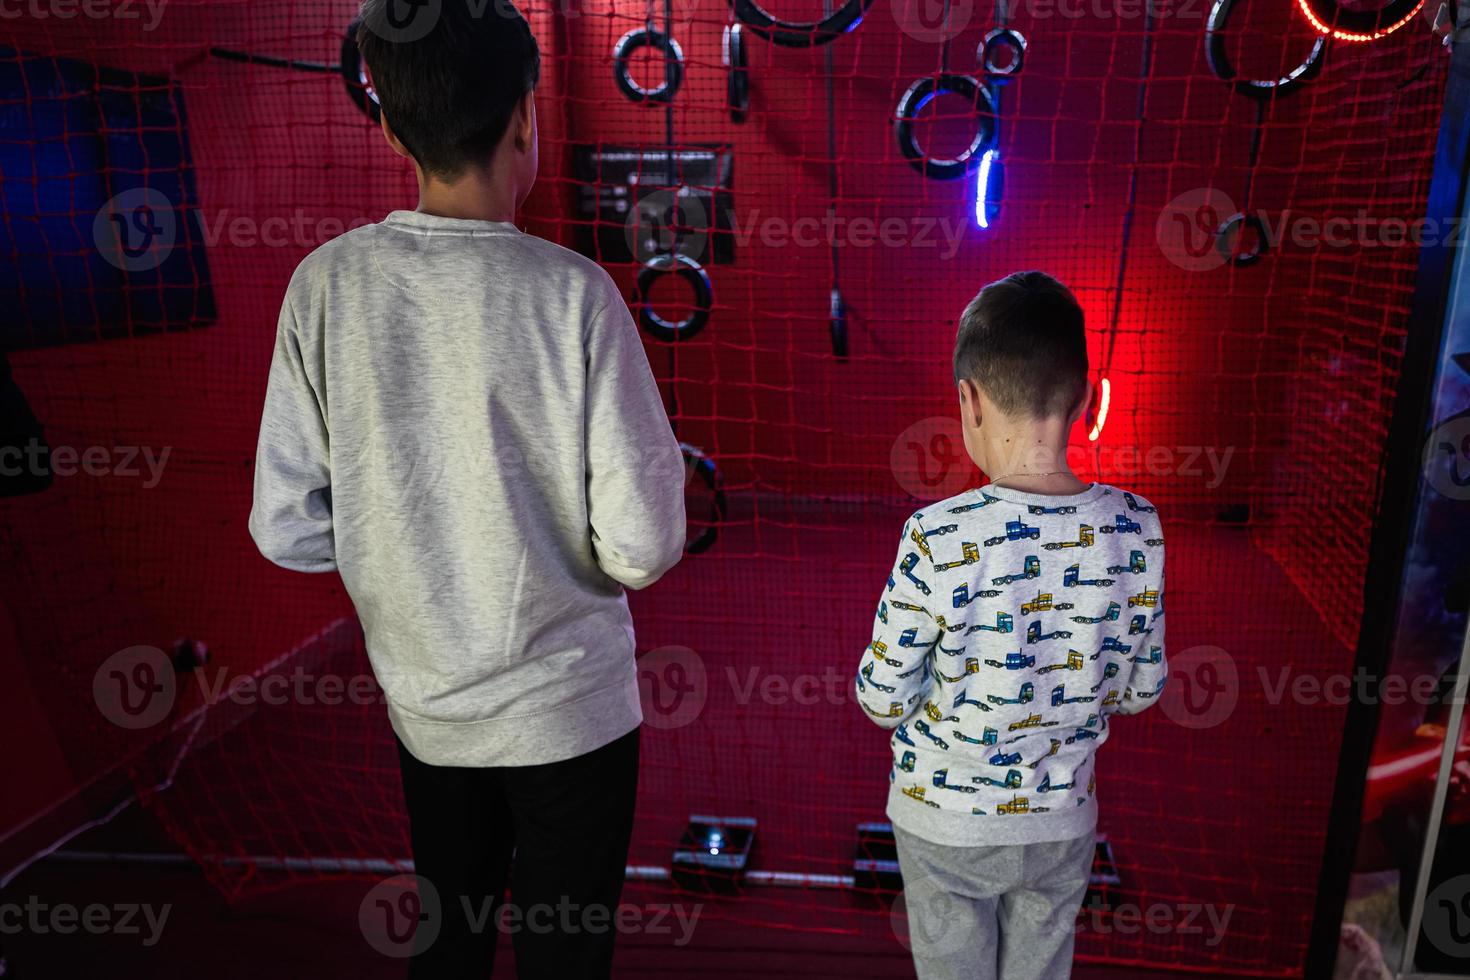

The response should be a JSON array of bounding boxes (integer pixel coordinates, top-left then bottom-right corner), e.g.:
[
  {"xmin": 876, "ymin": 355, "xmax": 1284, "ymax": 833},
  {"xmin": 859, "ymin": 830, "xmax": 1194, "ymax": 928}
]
[
  {"xmin": 953, "ymin": 690, "xmax": 992, "ymax": 713},
  {"xmin": 954, "ymin": 726, "xmax": 999, "ymax": 745},
  {"xmin": 985, "ymin": 519, "xmax": 1042, "ymax": 547},
  {"xmin": 1106, "ymin": 551, "xmax": 1147, "ymax": 575},
  {"xmin": 1072, "ymin": 601, "xmax": 1121, "ymax": 624},
  {"xmin": 1043, "ymin": 524, "xmax": 1094, "ymax": 551},
  {"xmin": 974, "ymin": 768, "xmax": 1023, "ymax": 788},
  {"xmin": 1021, "ymin": 592, "xmax": 1053, "ymax": 615},
  {"xmin": 953, "ymin": 583, "xmax": 1003, "ymax": 607},
  {"xmin": 1063, "ymin": 564, "xmax": 1115, "ymax": 588},
  {"xmin": 1128, "ymin": 588, "xmax": 1160, "ymax": 608},
  {"xmin": 1124, "ymin": 492, "xmax": 1156, "ymax": 513},
  {"xmin": 934, "ymin": 657, "xmax": 981, "ymax": 683},
  {"xmin": 967, "ymin": 612, "xmax": 1014, "ymax": 634},
  {"xmin": 1039, "ymin": 650, "xmax": 1085, "ymax": 673},
  {"xmin": 984, "ymin": 652, "xmax": 1036, "ymax": 670},
  {"xmin": 987, "ymin": 681, "xmax": 1035, "ymax": 706},
  {"xmin": 1027, "ymin": 621, "xmax": 1073, "ymax": 644},
  {"xmin": 934, "ymin": 541, "xmax": 981, "ymax": 571},
  {"xmin": 899, "ymin": 553, "xmax": 932, "ymax": 595},
  {"xmin": 932, "ymin": 769, "xmax": 979, "ymax": 793},
  {"xmin": 996, "ymin": 795, "xmax": 1030, "ymax": 815},
  {"xmin": 949, "ymin": 493, "xmax": 1001, "ymax": 513},
  {"xmin": 1051, "ymin": 684, "xmax": 1095, "ymax": 706},
  {"xmin": 1028, "ymin": 503, "xmax": 1078, "ymax": 515},
  {"xmin": 1128, "ymin": 614, "xmax": 1149, "ymax": 635},
  {"xmin": 993, "ymin": 556, "xmax": 1041, "ymax": 586},
  {"xmin": 1098, "ymin": 514, "xmax": 1142, "ymax": 535}
]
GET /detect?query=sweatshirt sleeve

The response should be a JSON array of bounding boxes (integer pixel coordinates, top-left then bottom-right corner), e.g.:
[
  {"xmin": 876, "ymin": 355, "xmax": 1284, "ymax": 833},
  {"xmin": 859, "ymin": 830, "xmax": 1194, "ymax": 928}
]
[
  {"xmin": 1117, "ymin": 532, "xmax": 1167, "ymax": 715},
  {"xmin": 855, "ymin": 515, "xmax": 942, "ymax": 728},
  {"xmin": 248, "ymin": 292, "xmax": 337, "ymax": 573},
  {"xmin": 584, "ymin": 289, "xmax": 686, "ymax": 590}
]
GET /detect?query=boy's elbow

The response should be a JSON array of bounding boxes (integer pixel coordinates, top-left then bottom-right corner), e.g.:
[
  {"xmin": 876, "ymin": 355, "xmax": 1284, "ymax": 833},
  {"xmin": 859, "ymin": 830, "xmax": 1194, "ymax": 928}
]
[
  {"xmin": 855, "ymin": 685, "xmax": 909, "ymax": 729},
  {"xmin": 597, "ymin": 532, "xmax": 684, "ymax": 590},
  {"xmin": 248, "ymin": 509, "xmax": 338, "ymax": 574}
]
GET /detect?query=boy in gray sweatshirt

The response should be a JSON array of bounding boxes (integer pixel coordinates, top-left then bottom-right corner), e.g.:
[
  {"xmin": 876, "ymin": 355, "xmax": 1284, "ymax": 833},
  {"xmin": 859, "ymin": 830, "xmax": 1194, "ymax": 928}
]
[
  {"xmin": 247, "ymin": 2, "xmax": 686, "ymax": 975},
  {"xmin": 856, "ymin": 272, "xmax": 1168, "ymax": 980}
]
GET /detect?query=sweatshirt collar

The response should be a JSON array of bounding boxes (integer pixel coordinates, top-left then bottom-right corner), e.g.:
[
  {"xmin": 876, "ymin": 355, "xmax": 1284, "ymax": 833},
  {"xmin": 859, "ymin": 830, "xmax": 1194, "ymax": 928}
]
[{"xmin": 383, "ymin": 210, "xmax": 522, "ymax": 236}]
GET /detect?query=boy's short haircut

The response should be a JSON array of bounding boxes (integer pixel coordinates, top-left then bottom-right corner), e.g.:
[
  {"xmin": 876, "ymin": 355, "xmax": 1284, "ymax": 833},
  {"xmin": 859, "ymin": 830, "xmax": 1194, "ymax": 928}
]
[
  {"xmin": 953, "ymin": 270, "xmax": 1089, "ymax": 420},
  {"xmin": 356, "ymin": 0, "xmax": 540, "ymax": 179}
]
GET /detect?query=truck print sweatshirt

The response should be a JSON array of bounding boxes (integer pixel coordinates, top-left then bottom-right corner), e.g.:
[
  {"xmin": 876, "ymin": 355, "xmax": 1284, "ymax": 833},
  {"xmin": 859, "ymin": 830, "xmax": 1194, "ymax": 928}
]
[{"xmin": 856, "ymin": 483, "xmax": 1168, "ymax": 846}]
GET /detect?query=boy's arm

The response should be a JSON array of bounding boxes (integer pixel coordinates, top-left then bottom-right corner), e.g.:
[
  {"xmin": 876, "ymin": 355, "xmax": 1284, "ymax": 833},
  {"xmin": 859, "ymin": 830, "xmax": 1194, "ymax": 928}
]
[
  {"xmin": 248, "ymin": 295, "xmax": 336, "ymax": 572},
  {"xmin": 1117, "ymin": 537, "xmax": 1167, "ymax": 714},
  {"xmin": 584, "ymin": 290, "xmax": 686, "ymax": 590},
  {"xmin": 855, "ymin": 516, "xmax": 942, "ymax": 728}
]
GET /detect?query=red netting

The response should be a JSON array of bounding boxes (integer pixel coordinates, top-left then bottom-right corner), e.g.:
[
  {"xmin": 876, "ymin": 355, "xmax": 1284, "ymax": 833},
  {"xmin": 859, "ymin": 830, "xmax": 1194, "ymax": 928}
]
[{"xmin": 0, "ymin": 0, "xmax": 1450, "ymax": 974}]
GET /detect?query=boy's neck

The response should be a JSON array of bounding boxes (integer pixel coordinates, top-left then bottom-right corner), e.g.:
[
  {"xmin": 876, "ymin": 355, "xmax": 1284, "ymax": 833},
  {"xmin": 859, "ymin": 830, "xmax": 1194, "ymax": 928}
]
[
  {"xmin": 414, "ymin": 164, "xmax": 519, "ymax": 224},
  {"xmin": 982, "ymin": 420, "xmax": 1088, "ymax": 496}
]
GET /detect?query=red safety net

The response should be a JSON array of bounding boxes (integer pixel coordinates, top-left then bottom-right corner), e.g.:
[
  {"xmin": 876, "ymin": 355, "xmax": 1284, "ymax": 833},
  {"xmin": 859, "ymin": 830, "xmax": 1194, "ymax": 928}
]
[{"xmin": 0, "ymin": 0, "xmax": 1451, "ymax": 974}]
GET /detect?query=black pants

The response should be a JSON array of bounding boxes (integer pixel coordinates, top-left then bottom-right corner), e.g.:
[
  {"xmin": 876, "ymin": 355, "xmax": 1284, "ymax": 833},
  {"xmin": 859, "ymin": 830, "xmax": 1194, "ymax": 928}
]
[{"xmin": 395, "ymin": 727, "xmax": 640, "ymax": 980}]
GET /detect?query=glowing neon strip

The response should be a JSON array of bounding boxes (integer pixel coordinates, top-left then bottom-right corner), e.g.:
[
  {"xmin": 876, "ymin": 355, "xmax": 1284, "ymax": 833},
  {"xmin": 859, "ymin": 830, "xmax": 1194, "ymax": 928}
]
[
  {"xmin": 1294, "ymin": 0, "xmax": 1423, "ymax": 41},
  {"xmin": 1088, "ymin": 377, "xmax": 1111, "ymax": 442},
  {"xmin": 975, "ymin": 149, "xmax": 998, "ymax": 229}
]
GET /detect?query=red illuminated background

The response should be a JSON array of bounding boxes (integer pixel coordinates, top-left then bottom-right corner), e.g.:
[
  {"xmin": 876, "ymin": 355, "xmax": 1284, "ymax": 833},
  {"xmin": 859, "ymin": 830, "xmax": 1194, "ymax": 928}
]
[{"xmin": 0, "ymin": 0, "xmax": 1451, "ymax": 974}]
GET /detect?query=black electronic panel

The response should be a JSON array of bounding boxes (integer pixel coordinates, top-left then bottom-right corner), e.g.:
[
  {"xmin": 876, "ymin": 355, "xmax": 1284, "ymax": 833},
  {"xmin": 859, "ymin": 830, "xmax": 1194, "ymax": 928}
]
[{"xmin": 572, "ymin": 144, "xmax": 735, "ymax": 267}]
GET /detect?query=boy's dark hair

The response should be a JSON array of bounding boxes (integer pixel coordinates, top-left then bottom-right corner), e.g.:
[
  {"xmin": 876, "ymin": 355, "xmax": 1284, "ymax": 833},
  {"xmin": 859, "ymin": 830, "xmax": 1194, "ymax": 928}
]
[
  {"xmin": 953, "ymin": 271, "xmax": 1089, "ymax": 419},
  {"xmin": 356, "ymin": 0, "xmax": 540, "ymax": 178}
]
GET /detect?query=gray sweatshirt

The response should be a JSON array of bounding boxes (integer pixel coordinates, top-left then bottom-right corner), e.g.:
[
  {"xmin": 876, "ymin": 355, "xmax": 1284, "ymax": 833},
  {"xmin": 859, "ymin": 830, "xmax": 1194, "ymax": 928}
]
[{"xmin": 248, "ymin": 210, "xmax": 686, "ymax": 767}]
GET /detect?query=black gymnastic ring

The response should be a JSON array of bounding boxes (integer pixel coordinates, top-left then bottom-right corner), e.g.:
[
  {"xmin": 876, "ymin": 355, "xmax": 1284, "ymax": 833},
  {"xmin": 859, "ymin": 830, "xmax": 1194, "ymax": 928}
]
[
  {"xmin": 724, "ymin": 24, "xmax": 750, "ymax": 123},
  {"xmin": 729, "ymin": 0, "xmax": 875, "ymax": 47},
  {"xmin": 680, "ymin": 443, "xmax": 728, "ymax": 555},
  {"xmin": 1297, "ymin": 0, "xmax": 1422, "ymax": 39},
  {"xmin": 1205, "ymin": 0, "xmax": 1326, "ymax": 99},
  {"xmin": 340, "ymin": 18, "xmax": 381, "ymax": 122},
  {"xmin": 895, "ymin": 74, "xmax": 998, "ymax": 181},
  {"xmin": 634, "ymin": 253, "xmax": 713, "ymax": 342},
  {"xmin": 1215, "ymin": 211, "xmax": 1269, "ymax": 266},
  {"xmin": 980, "ymin": 28, "xmax": 1027, "ymax": 79},
  {"xmin": 613, "ymin": 29, "xmax": 685, "ymax": 104}
]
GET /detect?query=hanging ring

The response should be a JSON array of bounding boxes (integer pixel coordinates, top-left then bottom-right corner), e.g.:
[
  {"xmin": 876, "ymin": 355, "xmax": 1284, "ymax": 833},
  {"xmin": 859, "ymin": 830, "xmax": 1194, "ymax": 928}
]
[
  {"xmin": 635, "ymin": 253, "xmax": 714, "ymax": 341},
  {"xmin": 980, "ymin": 28, "xmax": 1027, "ymax": 78},
  {"xmin": 1206, "ymin": 0, "xmax": 1327, "ymax": 99},
  {"xmin": 729, "ymin": 0, "xmax": 875, "ymax": 47},
  {"xmin": 613, "ymin": 28, "xmax": 685, "ymax": 104},
  {"xmin": 1215, "ymin": 212, "xmax": 1270, "ymax": 266},
  {"xmin": 724, "ymin": 23, "xmax": 750, "ymax": 122},
  {"xmin": 340, "ymin": 17, "xmax": 381, "ymax": 122},
  {"xmin": 895, "ymin": 73, "xmax": 998, "ymax": 181}
]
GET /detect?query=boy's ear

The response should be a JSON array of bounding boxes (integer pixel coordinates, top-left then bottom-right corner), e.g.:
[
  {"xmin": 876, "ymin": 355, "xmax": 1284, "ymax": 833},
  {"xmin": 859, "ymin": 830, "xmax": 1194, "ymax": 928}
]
[
  {"xmin": 958, "ymin": 379, "xmax": 984, "ymax": 429},
  {"xmin": 379, "ymin": 112, "xmax": 413, "ymax": 162},
  {"xmin": 1072, "ymin": 378, "xmax": 1095, "ymax": 425},
  {"xmin": 514, "ymin": 89, "xmax": 536, "ymax": 152}
]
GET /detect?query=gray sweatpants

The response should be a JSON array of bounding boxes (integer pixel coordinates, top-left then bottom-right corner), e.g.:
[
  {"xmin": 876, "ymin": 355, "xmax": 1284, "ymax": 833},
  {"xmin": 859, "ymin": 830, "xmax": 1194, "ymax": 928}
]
[{"xmin": 894, "ymin": 826, "xmax": 1095, "ymax": 980}]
